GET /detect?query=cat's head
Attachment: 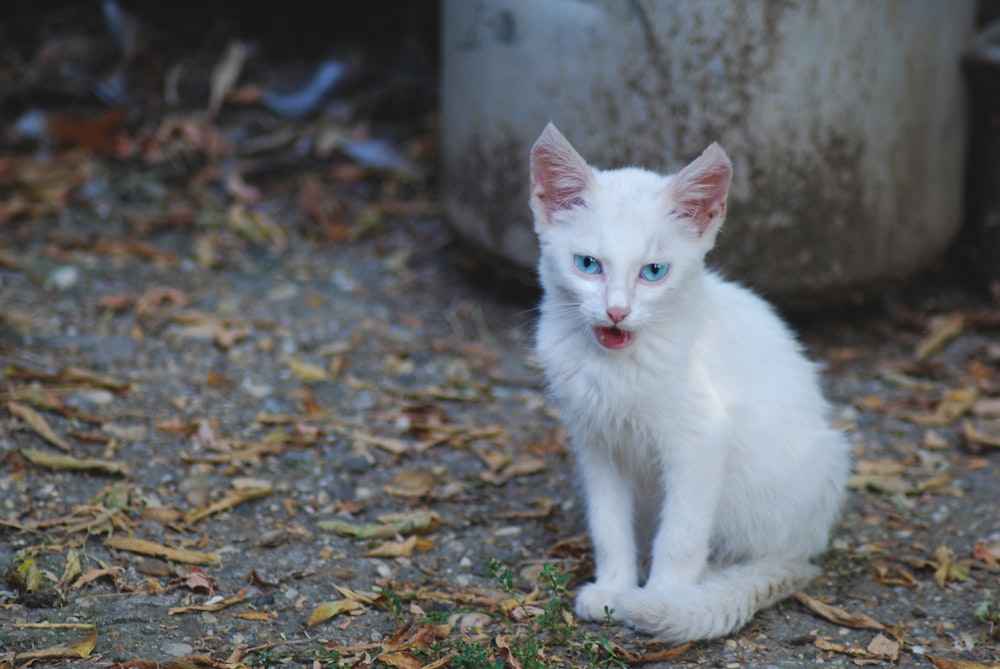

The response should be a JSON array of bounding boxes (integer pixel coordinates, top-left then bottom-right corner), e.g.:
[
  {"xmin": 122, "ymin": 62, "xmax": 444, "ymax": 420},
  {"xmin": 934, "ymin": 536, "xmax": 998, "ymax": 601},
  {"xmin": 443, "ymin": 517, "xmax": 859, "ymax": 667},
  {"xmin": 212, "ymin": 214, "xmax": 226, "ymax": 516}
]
[{"xmin": 530, "ymin": 122, "xmax": 731, "ymax": 351}]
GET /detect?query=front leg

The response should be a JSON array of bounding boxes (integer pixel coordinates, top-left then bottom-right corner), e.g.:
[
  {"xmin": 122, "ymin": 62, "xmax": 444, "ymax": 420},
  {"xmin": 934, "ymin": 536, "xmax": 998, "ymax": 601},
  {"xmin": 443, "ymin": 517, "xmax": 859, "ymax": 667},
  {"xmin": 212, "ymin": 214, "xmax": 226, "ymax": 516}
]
[
  {"xmin": 644, "ymin": 429, "xmax": 726, "ymax": 591},
  {"xmin": 574, "ymin": 444, "xmax": 638, "ymax": 622}
]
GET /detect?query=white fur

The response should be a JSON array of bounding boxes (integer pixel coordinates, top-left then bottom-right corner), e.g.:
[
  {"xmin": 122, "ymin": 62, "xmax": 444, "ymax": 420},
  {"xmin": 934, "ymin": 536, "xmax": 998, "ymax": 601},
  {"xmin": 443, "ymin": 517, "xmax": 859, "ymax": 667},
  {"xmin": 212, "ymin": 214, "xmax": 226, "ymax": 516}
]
[{"xmin": 531, "ymin": 124, "xmax": 850, "ymax": 642}]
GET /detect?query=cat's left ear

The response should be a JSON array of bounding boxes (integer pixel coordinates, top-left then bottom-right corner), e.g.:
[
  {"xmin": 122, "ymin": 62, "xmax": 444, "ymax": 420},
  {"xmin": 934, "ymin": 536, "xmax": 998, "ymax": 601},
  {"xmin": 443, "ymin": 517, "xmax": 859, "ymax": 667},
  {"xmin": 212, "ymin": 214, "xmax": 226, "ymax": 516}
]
[{"xmin": 666, "ymin": 143, "xmax": 732, "ymax": 245}]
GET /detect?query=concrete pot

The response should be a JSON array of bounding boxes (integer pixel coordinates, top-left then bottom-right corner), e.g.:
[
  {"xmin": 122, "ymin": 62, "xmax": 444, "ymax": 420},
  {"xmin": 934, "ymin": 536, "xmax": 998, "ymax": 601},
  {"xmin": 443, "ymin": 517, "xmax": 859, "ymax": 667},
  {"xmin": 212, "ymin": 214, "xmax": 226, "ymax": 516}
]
[{"xmin": 441, "ymin": 0, "xmax": 975, "ymax": 303}]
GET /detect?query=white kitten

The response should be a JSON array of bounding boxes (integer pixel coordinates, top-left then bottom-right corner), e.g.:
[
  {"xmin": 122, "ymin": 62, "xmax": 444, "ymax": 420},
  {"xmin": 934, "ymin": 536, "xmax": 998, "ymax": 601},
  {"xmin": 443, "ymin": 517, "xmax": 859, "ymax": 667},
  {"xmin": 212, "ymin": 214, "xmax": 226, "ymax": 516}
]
[{"xmin": 530, "ymin": 123, "xmax": 850, "ymax": 642}]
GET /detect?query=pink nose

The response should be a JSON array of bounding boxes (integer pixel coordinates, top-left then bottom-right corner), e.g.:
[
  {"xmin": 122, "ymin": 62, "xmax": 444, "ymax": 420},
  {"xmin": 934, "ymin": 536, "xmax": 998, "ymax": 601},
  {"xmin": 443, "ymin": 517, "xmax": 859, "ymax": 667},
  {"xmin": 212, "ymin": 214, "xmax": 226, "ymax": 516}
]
[{"xmin": 606, "ymin": 306, "xmax": 630, "ymax": 324}]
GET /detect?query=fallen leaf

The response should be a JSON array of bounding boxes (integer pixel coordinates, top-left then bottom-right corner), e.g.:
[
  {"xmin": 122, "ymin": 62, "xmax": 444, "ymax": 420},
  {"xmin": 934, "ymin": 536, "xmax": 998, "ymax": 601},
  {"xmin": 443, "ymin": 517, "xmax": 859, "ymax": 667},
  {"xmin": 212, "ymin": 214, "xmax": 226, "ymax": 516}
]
[
  {"xmin": 481, "ymin": 454, "xmax": 548, "ymax": 485},
  {"xmin": 168, "ymin": 587, "xmax": 248, "ymax": 614},
  {"xmin": 794, "ymin": 592, "xmax": 884, "ymax": 630},
  {"xmin": 306, "ymin": 599, "xmax": 366, "ymax": 627},
  {"xmin": 927, "ymin": 657, "xmax": 1000, "ymax": 669},
  {"xmin": 932, "ymin": 545, "xmax": 971, "ymax": 588},
  {"xmin": 636, "ymin": 643, "xmax": 692, "ymax": 663},
  {"xmin": 284, "ymin": 354, "xmax": 328, "ymax": 383},
  {"xmin": 207, "ymin": 40, "xmax": 249, "ymax": 117},
  {"xmin": 184, "ymin": 479, "xmax": 273, "ymax": 523},
  {"xmin": 104, "ymin": 536, "xmax": 220, "ymax": 565},
  {"xmin": 973, "ymin": 541, "xmax": 1000, "ymax": 569},
  {"xmin": 866, "ymin": 633, "xmax": 899, "ymax": 661},
  {"xmin": 915, "ymin": 313, "xmax": 965, "ymax": 360},
  {"xmin": 962, "ymin": 420, "xmax": 1000, "ymax": 449},
  {"xmin": 365, "ymin": 535, "xmax": 434, "ymax": 558},
  {"xmin": 383, "ymin": 470, "xmax": 435, "ymax": 498},
  {"xmin": 495, "ymin": 635, "xmax": 524, "ymax": 669},
  {"xmin": 21, "ymin": 448, "xmax": 129, "ymax": 476},
  {"xmin": 813, "ymin": 637, "xmax": 866, "ymax": 656},
  {"xmin": 317, "ymin": 511, "xmax": 441, "ymax": 540},
  {"xmin": 7, "ymin": 401, "xmax": 71, "ymax": 451},
  {"xmin": 13, "ymin": 626, "xmax": 97, "ymax": 662}
]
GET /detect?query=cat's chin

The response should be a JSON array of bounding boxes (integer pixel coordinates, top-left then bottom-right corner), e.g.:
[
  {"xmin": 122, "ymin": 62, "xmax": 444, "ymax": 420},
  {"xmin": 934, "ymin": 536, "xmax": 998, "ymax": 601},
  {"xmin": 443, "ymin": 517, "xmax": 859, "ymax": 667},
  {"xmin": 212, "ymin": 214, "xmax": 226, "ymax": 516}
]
[{"xmin": 595, "ymin": 326, "xmax": 634, "ymax": 350}]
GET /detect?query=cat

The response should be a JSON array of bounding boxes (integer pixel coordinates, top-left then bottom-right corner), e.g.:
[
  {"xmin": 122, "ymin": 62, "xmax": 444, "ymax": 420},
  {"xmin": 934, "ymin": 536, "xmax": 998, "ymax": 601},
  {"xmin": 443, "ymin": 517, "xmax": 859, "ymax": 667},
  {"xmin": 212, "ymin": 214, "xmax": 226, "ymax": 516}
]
[{"xmin": 529, "ymin": 123, "xmax": 850, "ymax": 642}]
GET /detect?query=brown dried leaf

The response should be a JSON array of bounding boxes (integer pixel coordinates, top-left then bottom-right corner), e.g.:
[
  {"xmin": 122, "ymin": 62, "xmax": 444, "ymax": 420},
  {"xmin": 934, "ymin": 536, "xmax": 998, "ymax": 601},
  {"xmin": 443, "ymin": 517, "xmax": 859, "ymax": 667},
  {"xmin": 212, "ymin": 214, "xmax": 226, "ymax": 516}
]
[
  {"xmin": 21, "ymin": 448, "xmax": 128, "ymax": 475},
  {"xmin": 866, "ymin": 633, "xmax": 900, "ymax": 661},
  {"xmin": 927, "ymin": 657, "xmax": 1000, "ymax": 669},
  {"xmin": 636, "ymin": 643, "xmax": 692, "ymax": 663},
  {"xmin": 104, "ymin": 536, "xmax": 220, "ymax": 565},
  {"xmin": 7, "ymin": 401, "xmax": 71, "ymax": 451},
  {"xmin": 495, "ymin": 635, "xmax": 524, "ymax": 669},
  {"xmin": 973, "ymin": 541, "xmax": 1000, "ymax": 569},
  {"xmin": 351, "ymin": 431, "xmax": 409, "ymax": 455},
  {"xmin": 794, "ymin": 592, "xmax": 884, "ymax": 630},
  {"xmin": 306, "ymin": 599, "xmax": 366, "ymax": 628},
  {"xmin": 813, "ymin": 637, "xmax": 866, "ymax": 656}
]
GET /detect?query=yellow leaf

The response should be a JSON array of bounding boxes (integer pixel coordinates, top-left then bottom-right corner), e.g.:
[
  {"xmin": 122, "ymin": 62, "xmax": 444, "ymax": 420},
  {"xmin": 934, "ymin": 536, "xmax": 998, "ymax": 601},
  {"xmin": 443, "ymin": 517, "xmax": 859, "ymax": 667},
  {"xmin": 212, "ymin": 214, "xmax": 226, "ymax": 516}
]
[
  {"xmin": 366, "ymin": 535, "xmax": 418, "ymax": 558},
  {"xmin": 915, "ymin": 313, "xmax": 965, "ymax": 360},
  {"xmin": 284, "ymin": 355, "xmax": 328, "ymax": 383},
  {"xmin": 7, "ymin": 401, "xmax": 71, "ymax": 451},
  {"xmin": 306, "ymin": 599, "xmax": 365, "ymax": 628},
  {"xmin": 20, "ymin": 448, "xmax": 129, "ymax": 475},
  {"xmin": 104, "ymin": 536, "xmax": 219, "ymax": 565},
  {"xmin": 14, "ymin": 627, "xmax": 97, "ymax": 662}
]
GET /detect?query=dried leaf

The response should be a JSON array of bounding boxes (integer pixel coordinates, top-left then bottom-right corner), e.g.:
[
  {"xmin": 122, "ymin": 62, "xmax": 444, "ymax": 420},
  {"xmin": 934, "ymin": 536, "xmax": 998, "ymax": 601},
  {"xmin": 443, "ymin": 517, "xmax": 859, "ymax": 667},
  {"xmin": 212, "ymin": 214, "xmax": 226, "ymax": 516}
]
[
  {"xmin": 866, "ymin": 633, "xmax": 900, "ymax": 661},
  {"xmin": 480, "ymin": 454, "xmax": 548, "ymax": 485},
  {"xmin": 21, "ymin": 448, "xmax": 129, "ymax": 475},
  {"xmin": 932, "ymin": 545, "xmax": 970, "ymax": 588},
  {"xmin": 317, "ymin": 510, "xmax": 440, "ymax": 540},
  {"xmin": 168, "ymin": 587, "xmax": 248, "ymax": 614},
  {"xmin": 915, "ymin": 313, "xmax": 965, "ymax": 360},
  {"xmin": 927, "ymin": 657, "xmax": 1000, "ymax": 669},
  {"xmin": 284, "ymin": 355, "xmax": 328, "ymax": 383},
  {"xmin": 13, "ymin": 626, "xmax": 97, "ymax": 662},
  {"xmin": 104, "ymin": 536, "xmax": 220, "ymax": 565},
  {"xmin": 184, "ymin": 479, "xmax": 273, "ymax": 523},
  {"xmin": 207, "ymin": 40, "xmax": 249, "ymax": 116},
  {"xmin": 366, "ymin": 535, "xmax": 422, "ymax": 558},
  {"xmin": 306, "ymin": 599, "xmax": 366, "ymax": 627},
  {"xmin": 794, "ymin": 592, "xmax": 884, "ymax": 630},
  {"xmin": 973, "ymin": 541, "xmax": 1000, "ymax": 569},
  {"xmin": 636, "ymin": 643, "xmax": 692, "ymax": 662},
  {"xmin": 495, "ymin": 635, "xmax": 524, "ymax": 669},
  {"xmin": 8, "ymin": 401, "xmax": 71, "ymax": 451},
  {"xmin": 351, "ymin": 431, "xmax": 409, "ymax": 455},
  {"xmin": 383, "ymin": 470, "xmax": 435, "ymax": 498},
  {"xmin": 962, "ymin": 420, "xmax": 1000, "ymax": 449}
]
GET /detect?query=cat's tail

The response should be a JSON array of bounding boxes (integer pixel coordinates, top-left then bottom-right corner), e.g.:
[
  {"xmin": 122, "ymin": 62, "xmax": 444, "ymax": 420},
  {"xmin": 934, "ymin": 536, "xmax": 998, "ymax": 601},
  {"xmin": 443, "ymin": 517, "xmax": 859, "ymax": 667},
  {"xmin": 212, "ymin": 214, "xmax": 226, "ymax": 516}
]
[{"xmin": 610, "ymin": 560, "xmax": 818, "ymax": 642}]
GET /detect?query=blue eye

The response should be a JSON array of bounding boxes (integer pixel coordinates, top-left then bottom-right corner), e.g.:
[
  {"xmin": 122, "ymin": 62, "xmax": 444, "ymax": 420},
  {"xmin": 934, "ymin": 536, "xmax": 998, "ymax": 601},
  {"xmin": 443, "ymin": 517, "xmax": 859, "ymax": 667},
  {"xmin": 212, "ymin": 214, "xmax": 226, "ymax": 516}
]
[
  {"xmin": 573, "ymin": 254, "xmax": 602, "ymax": 275},
  {"xmin": 639, "ymin": 262, "xmax": 670, "ymax": 282}
]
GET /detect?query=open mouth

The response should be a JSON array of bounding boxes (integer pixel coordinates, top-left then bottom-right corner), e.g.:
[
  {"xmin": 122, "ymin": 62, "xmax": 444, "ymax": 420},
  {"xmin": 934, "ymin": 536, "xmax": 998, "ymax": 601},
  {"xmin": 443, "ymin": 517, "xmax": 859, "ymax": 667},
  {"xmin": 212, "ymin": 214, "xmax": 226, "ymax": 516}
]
[{"xmin": 594, "ymin": 326, "xmax": 634, "ymax": 350}]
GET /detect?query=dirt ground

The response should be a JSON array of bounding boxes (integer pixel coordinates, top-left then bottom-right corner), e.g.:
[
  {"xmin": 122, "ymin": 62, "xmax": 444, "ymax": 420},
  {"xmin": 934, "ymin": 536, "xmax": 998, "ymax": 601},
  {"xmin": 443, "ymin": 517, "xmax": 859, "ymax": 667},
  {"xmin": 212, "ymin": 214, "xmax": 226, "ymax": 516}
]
[{"xmin": 2, "ymin": 4, "xmax": 1000, "ymax": 668}]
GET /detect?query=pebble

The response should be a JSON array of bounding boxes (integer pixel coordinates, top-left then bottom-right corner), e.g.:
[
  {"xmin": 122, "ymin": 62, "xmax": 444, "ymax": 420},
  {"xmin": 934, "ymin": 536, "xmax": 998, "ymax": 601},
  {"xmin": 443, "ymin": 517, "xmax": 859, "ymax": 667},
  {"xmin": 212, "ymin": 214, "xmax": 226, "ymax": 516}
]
[
  {"xmin": 48, "ymin": 266, "xmax": 79, "ymax": 290},
  {"xmin": 161, "ymin": 642, "xmax": 194, "ymax": 658}
]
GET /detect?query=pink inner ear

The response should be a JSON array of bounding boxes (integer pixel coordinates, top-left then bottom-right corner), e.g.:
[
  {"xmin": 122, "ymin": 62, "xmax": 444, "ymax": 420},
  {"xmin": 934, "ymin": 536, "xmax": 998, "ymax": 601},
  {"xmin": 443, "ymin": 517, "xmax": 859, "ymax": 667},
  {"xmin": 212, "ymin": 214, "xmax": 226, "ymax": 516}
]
[
  {"xmin": 669, "ymin": 143, "xmax": 732, "ymax": 236},
  {"xmin": 530, "ymin": 125, "xmax": 592, "ymax": 218}
]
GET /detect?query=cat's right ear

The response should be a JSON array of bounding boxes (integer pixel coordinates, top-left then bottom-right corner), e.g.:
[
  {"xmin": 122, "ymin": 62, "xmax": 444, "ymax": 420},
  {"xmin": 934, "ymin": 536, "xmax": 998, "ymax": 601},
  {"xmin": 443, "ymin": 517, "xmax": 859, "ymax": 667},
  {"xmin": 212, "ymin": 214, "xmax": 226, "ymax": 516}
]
[
  {"xmin": 529, "ymin": 123, "xmax": 595, "ymax": 228},
  {"xmin": 666, "ymin": 142, "xmax": 732, "ymax": 246}
]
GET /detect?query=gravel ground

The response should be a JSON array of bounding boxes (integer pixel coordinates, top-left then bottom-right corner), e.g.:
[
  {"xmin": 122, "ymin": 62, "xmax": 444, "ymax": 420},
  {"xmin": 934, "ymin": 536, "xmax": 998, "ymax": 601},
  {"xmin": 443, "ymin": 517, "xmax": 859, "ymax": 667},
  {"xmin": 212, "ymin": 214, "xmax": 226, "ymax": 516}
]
[{"xmin": 2, "ymin": 5, "xmax": 1000, "ymax": 668}]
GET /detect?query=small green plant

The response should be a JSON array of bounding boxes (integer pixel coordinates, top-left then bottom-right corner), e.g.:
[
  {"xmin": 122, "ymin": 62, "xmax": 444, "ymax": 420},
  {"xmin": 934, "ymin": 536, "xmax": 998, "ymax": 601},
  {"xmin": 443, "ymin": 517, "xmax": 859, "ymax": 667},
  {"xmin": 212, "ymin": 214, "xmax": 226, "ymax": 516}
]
[
  {"xmin": 976, "ymin": 589, "xmax": 998, "ymax": 641},
  {"xmin": 378, "ymin": 583, "xmax": 405, "ymax": 629}
]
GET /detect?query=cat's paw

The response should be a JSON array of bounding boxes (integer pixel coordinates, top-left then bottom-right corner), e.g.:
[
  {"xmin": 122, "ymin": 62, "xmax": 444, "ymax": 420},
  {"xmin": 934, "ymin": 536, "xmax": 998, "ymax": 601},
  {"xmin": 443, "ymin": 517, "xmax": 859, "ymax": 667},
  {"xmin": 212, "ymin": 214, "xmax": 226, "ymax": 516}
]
[{"xmin": 575, "ymin": 583, "xmax": 621, "ymax": 623}]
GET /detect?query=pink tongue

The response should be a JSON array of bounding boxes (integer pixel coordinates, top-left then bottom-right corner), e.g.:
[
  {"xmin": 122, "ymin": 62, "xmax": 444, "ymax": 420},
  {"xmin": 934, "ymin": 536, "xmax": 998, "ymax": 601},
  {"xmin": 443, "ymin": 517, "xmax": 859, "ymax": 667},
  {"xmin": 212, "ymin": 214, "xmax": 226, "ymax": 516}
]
[{"xmin": 595, "ymin": 326, "xmax": 632, "ymax": 350}]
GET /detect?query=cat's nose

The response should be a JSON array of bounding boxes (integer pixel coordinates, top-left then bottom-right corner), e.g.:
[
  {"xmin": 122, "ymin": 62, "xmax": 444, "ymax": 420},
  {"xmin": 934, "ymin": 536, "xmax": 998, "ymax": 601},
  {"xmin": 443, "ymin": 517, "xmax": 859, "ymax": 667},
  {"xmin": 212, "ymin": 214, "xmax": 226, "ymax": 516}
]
[{"xmin": 606, "ymin": 306, "xmax": 630, "ymax": 324}]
